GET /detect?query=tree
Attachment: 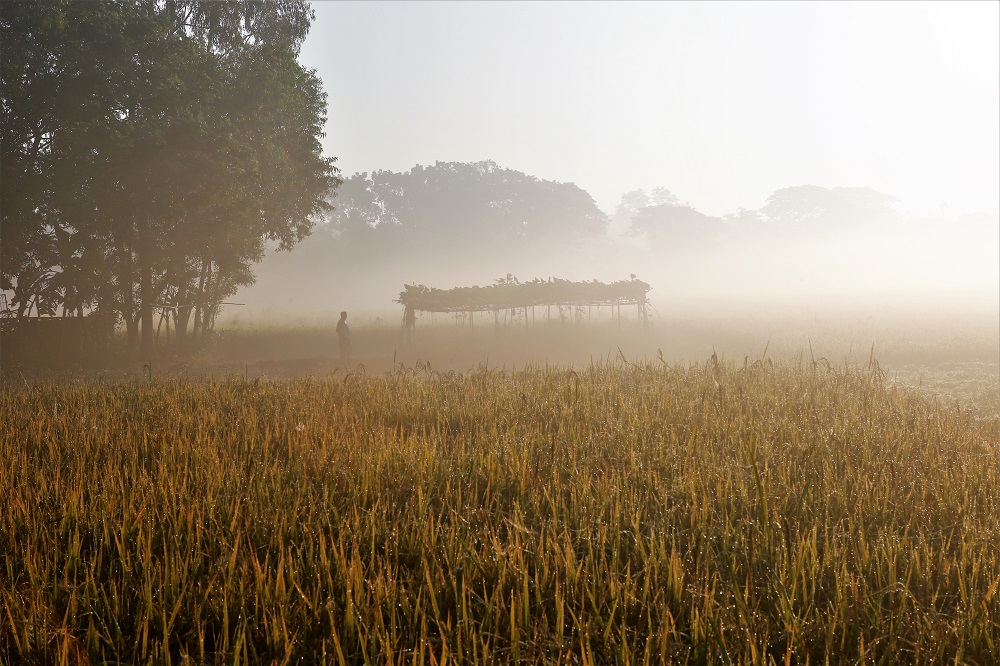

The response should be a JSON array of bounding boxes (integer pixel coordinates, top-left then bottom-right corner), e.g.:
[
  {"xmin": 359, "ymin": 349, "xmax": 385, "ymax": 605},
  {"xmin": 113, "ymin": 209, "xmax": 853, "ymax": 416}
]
[
  {"xmin": 240, "ymin": 160, "xmax": 610, "ymax": 311},
  {"xmin": 722, "ymin": 207, "xmax": 763, "ymax": 225},
  {"xmin": 629, "ymin": 204, "xmax": 723, "ymax": 252},
  {"xmin": 328, "ymin": 160, "xmax": 607, "ymax": 261},
  {"xmin": 1, "ymin": 0, "xmax": 339, "ymax": 355},
  {"xmin": 610, "ymin": 187, "xmax": 680, "ymax": 235},
  {"xmin": 650, "ymin": 187, "xmax": 680, "ymax": 207},
  {"xmin": 609, "ymin": 189, "xmax": 650, "ymax": 235},
  {"xmin": 759, "ymin": 185, "xmax": 897, "ymax": 232},
  {"xmin": 0, "ymin": 0, "xmax": 100, "ymax": 318}
]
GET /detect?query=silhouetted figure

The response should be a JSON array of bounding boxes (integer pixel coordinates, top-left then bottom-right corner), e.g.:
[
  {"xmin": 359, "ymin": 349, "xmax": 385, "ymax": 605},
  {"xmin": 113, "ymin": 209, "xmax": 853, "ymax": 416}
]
[{"xmin": 336, "ymin": 311, "xmax": 351, "ymax": 366}]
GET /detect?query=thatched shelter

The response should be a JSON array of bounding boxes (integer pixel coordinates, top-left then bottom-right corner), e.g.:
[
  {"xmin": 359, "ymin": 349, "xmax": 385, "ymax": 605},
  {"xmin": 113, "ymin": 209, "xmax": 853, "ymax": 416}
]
[{"xmin": 397, "ymin": 276, "xmax": 651, "ymax": 338}]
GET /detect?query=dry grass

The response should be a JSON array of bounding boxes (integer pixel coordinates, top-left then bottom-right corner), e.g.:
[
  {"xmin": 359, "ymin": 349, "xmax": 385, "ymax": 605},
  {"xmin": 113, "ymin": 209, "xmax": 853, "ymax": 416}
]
[{"xmin": 2, "ymin": 356, "xmax": 998, "ymax": 664}]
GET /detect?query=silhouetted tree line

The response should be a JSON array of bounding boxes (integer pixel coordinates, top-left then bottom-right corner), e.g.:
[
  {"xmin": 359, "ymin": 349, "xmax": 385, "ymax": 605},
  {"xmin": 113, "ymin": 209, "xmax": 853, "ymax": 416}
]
[
  {"xmin": 1, "ymin": 0, "xmax": 338, "ymax": 354},
  {"xmin": 240, "ymin": 160, "xmax": 612, "ymax": 308},
  {"xmin": 319, "ymin": 172, "xmax": 900, "ymax": 268},
  {"xmin": 619, "ymin": 184, "xmax": 900, "ymax": 252},
  {"xmin": 244, "ymin": 164, "xmax": 921, "ymax": 310},
  {"xmin": 332, "ymin": 160, "xmax": 608, "ymax": 260}
]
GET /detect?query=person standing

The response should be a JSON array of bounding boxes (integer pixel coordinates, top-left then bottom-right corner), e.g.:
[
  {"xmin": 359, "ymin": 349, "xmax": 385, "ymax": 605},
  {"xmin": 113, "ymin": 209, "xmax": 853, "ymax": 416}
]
[{"xmin": 336, "ymin": 310, "xmax": 352, "ymax": 366}]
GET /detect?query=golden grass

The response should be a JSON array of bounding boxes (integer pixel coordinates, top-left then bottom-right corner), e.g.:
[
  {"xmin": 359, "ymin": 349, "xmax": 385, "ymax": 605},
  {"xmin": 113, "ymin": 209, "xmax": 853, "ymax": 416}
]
[{"xmin": 2, "ymin": 359, "xmax": 998, "ymax": 664}]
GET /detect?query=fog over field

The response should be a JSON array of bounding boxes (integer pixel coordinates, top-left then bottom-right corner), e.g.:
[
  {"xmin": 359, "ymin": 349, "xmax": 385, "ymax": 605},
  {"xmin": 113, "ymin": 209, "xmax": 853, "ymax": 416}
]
[
  {"xmin": 4, "ymin": 1, "xmax": 997, "ymax": 364},
  {"xmin": 236, "ymin": 202, "xmax": 999, "ymax": 322},
  {"xmin": 231, "ymin": 0, "xmax": 998, "ymax": 336},
  {"xmin": 217, "ymin": 0, "xmax": 999, "ymax": 418}
]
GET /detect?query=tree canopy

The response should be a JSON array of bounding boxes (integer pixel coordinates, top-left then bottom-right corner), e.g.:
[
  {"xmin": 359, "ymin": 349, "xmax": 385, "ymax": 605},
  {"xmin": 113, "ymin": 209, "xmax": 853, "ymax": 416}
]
[
  {"xmin": 331, "ymin": 160, "xmax": 608, "ymax": 260},
  {"xmin": 629, "ymin": 204, "xmax": 723, "ymax": 252},
  {"xmin": 1, "ymin": 0, "xmax": 339, "ymax": 353},
  {"xmin": 759, "ymin": 185, "xmax": 898, "ymax": 230}
]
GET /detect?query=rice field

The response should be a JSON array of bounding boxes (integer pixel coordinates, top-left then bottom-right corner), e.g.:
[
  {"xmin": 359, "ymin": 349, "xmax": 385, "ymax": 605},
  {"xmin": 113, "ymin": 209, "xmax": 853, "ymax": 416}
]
[{"xmin": 2, "ymin": 355, "xmax": 998, "ymax": 664}]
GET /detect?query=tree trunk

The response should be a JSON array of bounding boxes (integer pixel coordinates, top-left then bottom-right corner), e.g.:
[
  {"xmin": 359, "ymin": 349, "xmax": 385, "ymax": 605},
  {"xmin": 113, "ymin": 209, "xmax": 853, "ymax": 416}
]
[
  {"xmin": 174, "ymin": 282, "xmax": 190, "ymax": 352},
  {"xmin": 121, "ymin": 242, "xmax": 138, "ymax": 355},
  {"xmin": 203, "ymin": 265, "xmax": 227, "ymax": 337},
  {"xmin": 139, "ymin": 228, "xmax": 154, "ymax": 357},
  {"xmin": 192, "ymin": 258, "xmax": 210, "ymax": 341},
  {"xmin": 199, "ymin": 262, "xmax": 216, "ymax": 341}
]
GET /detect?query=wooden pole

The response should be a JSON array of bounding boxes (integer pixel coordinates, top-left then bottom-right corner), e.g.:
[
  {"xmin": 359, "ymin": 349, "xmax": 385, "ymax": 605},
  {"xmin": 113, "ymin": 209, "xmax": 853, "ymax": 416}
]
[{"xmin": 154, "ymin": 308, "xmax": 166, "ymax": 343}]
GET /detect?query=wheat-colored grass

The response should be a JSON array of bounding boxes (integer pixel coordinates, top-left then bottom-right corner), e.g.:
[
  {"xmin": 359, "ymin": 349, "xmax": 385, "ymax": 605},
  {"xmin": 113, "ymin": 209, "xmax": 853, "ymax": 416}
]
[{"xmin": 2, "ymin": 358, "xmax": 998, "ymax": 664}]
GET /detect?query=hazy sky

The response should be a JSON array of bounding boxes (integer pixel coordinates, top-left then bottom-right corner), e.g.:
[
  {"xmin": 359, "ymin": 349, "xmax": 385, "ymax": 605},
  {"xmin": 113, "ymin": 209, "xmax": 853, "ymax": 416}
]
[{"xmin": 301, "ymin": 0, "xmax": 999, "ymax": 219}]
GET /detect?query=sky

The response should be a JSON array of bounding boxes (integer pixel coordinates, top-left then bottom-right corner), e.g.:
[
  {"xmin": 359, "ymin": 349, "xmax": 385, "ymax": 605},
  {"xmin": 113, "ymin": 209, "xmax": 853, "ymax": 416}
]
[{"xmin": 300, "ymin": 0, "xmax": 999, "ymax": 219}]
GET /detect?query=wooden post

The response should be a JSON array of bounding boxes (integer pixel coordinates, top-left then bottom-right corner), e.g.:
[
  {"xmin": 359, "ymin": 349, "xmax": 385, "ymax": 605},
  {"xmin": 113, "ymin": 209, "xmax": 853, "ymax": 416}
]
[{"xmin": 154, "ymin": 308, "xmax": 166, "ymax": 344}]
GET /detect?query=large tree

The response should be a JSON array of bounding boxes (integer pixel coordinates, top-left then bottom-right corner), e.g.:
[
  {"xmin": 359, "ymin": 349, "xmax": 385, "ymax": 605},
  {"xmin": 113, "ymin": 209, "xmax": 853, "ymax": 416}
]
[
  {"xmin": 759, "ymin": 185, "xmax": 897, "ymax": 232},
  {"xmin": 629, "ymin": 203, "xmax": 723, "ymax": 253},
  {"xmin": 1, "ymin": 0, "xmax": 338, "ymax": 354},
  {"xmin": 330, "ymin": 160, "xmax": 607, "ymax": 262},
  {"xmin": 609, "ymin": 187, "xmax": 681, "ymax": 235}
]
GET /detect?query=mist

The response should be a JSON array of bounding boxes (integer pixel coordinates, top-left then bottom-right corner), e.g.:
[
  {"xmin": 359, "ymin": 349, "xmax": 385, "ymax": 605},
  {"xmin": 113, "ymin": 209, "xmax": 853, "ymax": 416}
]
[
  {"xmin": 233, "ymin": 181, "xmax": 999, "ymax": 326},
  {"xmin": 226, "ymin": 0, "xmax": 997, "ymax": 337}
]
